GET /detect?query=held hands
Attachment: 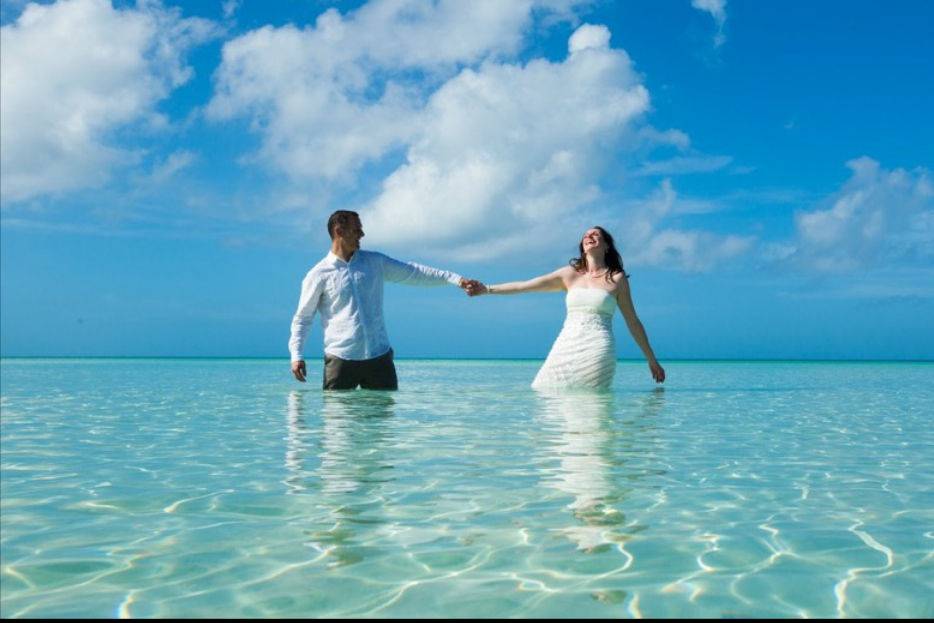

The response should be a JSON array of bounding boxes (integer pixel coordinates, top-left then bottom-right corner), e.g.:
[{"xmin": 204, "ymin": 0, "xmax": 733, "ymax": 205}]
[{"xmin": 458, "ymin": 278, "xmax": 487, "ymax": 297}]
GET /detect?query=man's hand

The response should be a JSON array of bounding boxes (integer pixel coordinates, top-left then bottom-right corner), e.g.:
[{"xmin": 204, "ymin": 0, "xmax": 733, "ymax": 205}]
[
  {"xmin": 459, "ymin": 278, "xmax": 487, "ymax": 297},
  {"xmin": 291, "ymin": 360, "xmax": 307, "ymax": 382},
  {"xmin": 649, "ymin": 360, "xmax": 665, "ymax": 383}
]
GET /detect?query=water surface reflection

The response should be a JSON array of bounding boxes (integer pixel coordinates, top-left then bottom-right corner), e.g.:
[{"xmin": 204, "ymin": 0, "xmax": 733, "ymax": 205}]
[
  {"xmin": 285, "ymin": 390, "xmax": 397, "ymax": 566},
  {"xmin": 536, "ymin": 389, "xmax": 666, "ymax": 552}
]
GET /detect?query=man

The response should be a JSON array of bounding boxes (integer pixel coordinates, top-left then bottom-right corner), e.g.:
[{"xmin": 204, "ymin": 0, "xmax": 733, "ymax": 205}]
[{"xmin": 289, "ymin": 210, "xmax": 474, "ymax": 390}]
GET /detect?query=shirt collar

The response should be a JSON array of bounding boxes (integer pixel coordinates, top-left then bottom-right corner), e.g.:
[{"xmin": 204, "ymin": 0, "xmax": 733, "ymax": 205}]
[{"xmin": 326, "ymin": 250, "xmax": 358, "ymax": 265}]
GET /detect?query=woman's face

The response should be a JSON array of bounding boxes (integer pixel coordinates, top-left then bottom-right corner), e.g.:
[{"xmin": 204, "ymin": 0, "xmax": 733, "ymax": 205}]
[{"xmin": 581, "ymin": 228, "xmax": 605, "ymax": 253}]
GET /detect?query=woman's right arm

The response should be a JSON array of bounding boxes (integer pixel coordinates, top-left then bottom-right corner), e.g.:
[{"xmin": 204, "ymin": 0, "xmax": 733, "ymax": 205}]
[{"xmin": 477, "ymin": 268, "xmax": 568, "ymax": 295}]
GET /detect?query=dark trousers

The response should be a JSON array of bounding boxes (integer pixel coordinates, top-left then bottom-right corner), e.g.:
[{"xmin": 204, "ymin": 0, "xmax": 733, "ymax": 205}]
[{"xmin": 323, "ymin": 348, "xmax": 398, "ymax": 390}]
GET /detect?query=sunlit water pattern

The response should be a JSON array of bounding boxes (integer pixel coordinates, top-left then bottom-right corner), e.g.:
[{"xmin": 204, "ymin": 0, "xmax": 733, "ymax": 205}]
[{"xmin": 1, "ymin": 359, "xmax": 932, "ymax": 618}]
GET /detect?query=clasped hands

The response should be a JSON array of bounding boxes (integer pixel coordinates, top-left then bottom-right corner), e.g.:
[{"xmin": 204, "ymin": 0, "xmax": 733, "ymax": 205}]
[{"xmin": 458, "ymin": 278, "xmax": 487, "ymax": 297}]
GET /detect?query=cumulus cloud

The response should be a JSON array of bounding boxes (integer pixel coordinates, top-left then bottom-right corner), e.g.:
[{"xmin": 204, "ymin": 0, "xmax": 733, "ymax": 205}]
[
  {"xmin": 787, "ymin": 157, "xmax": 933, "ymax": 271},
  {"xmin": 0, "ymin": 0, "xmax": 216, "ymax": 202},
  {"xmin": 206, "ymin": 0, "xmax": 562, "ymax": 181},
  {"xmin": 619, "ymin": 179, "xmax": 754, "ymax": 271},
  {"xmin": 568, "ymin": 23, "xmax": 610, "ymax": 53},
  {"xmin": 361, "ymin": 24, "xmax": 649, "ymax": 251},
  {"xmin": 209, "ymin": 3, "xmax": 741, "ymax": 268},
  {"xmin": 690, "ymin": 0, "xmax": 726, "ymax": 47}
]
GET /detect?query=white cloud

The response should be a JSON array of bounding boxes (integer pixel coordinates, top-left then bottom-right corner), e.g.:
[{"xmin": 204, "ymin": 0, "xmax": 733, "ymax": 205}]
[
  {"xmin": 636, "ymin": 127, "xmax": 691, "ymax": 150},
  {"xmin": 0, "ymin": 0, "xmax": 216, "ymax": 203},
  {"xmin": 691, "ymin": 0, "xmax": 725, "ymax": 22},
  {"xmin": 148, "ymin": 149, "xmax": 197, "ymax": 183},
  {"xmin": 208, "ymin": 22, "xmax": 420, "ymax": 181},
  {"xmin": 690, "ymin": 0, "xmax": 726, "ymax": 47},
  {"xmin": 207, "ymin": 0, "xmax": 596, "ymax": 183},
  {"xmin": 208, "ymin": 4, "xmax": 742, "ymax": 269},
  {"xmin": 361, "ymin": 27, "xmax": 650, "ymax": 251},
  {"xmin": 634, "ymin": 229, "xmax": 752, "ymax": 272},
  {"xmin": 638, "ymin": 229, "xmax": 751, "ymax": 271},
  {"xmin": 633, "ymin": 154, "xmax": 733, "ymax": 177},
  {"xmin": 789, "ymin": 157, "xmax": 933, "ymax": 271},
  {"xmin": 568, "ymin": 23, "xmax": 610, "ymax": 53},
  {"xmin": 619, "ymin": 179, "xmax": 753, "ymax": 271},
  {"xmin": 222, "ymin": 0, "xmax": 238, "ymax": 20}
]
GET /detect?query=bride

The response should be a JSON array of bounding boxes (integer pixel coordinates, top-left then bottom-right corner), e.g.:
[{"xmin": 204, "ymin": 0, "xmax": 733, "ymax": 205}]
[{"xmin": 468, "ymin": 226, "xmax": 665, "ymax": 389}]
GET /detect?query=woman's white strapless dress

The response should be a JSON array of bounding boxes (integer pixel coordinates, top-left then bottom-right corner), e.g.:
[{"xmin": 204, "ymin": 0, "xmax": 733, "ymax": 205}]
[{"xmin": 531, "ymin": 288, "xmax": 617, "ymax": 391}]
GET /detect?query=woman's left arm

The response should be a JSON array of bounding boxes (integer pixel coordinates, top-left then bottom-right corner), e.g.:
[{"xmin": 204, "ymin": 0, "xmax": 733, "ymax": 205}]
[{"xmin": 615, "ymin": 275, "xmax": 665, "ymax": 383}]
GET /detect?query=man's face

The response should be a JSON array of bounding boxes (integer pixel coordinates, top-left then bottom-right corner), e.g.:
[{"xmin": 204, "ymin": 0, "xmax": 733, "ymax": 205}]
[{"xmin": 339, "ymin": 217, "xmax": 365, "ymax": 250}]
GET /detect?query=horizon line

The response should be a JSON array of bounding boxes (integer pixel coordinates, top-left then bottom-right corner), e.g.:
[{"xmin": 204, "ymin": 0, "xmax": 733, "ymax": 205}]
[{"xmin": 1, "ymin": 356, "xmax": 932, "ymax": 364}]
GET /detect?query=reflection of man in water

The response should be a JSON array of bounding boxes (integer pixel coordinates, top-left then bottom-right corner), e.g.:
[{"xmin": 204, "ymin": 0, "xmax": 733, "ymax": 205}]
[
  {"xmin": 284, "ymin": 391, "xmax": 311, "ymax": 496},
  {"xmin": 285, "ymin": 390, "xmax": 396, "ymax": 566},
  {"xmin": 289, "ymin": 210, "xmax": 478, "ymax": 390},
  {"xmin": 538, "ymin": 389, "xmax": 665, "ymax": 552}
]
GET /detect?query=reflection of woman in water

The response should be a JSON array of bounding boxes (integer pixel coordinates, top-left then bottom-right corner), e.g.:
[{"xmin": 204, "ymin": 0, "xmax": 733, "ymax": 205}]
[
  {"xmin": 469, "ymin": 227, "xmax": 665, "ymax": 390},
  {"xmin": 538, "ymin": 389, "xmax": 665, "ymax": 552},
  {"xmin": 285, "ymin": 390, "xmax": 396, "ymax": 566}
]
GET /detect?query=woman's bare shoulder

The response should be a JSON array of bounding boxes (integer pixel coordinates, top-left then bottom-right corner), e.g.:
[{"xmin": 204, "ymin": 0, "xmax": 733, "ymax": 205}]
[
  {"xmin": 611, "ymin": 270, "xmax": 630, "ymax": 293},
  {"xmin": 543, "ymin": 265, "xmax": 575, "ymax": 289}
]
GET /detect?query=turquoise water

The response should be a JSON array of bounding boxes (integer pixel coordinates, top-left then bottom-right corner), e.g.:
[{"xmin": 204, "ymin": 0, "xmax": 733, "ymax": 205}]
[{"xmin": 1, "ymin": 358, "xmax": 932, "ymax": 618}]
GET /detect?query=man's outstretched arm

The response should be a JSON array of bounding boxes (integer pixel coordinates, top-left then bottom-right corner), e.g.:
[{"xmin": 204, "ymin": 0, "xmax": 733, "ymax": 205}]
[
  {"xmin": 288, "ymin": 272, "xmax": 323, "ymax": 382},
  {"xmin": 378, "ymin": 252, "xmax": 465, "ymax": 287}
]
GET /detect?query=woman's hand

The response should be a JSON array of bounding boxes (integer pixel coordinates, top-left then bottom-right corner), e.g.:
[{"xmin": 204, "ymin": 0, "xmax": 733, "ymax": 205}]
[{"xmin": 649, "ymin": 360, "xmax": 665, "ymax": 383}]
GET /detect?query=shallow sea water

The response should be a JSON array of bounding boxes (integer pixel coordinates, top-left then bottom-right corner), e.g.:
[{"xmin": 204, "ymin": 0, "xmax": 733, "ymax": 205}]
[{"xmin": 1, "ymin": 358, "xmax": 932, "ymax": 618}]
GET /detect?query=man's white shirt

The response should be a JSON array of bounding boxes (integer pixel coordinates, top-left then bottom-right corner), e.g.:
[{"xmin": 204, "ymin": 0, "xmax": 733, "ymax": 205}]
[{"xmin": 289, "ymin": 250, "xmax": 463, "ymax": 362}]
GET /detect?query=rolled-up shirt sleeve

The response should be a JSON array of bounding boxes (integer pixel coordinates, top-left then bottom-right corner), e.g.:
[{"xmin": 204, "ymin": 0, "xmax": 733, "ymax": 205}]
[
  {"xmin": 378, "ymin": 252, "xmax": 463, "ymax": 286},
  {"xmin": 288, "ymin": 271, "xmax": 324, "ymax": 362}
]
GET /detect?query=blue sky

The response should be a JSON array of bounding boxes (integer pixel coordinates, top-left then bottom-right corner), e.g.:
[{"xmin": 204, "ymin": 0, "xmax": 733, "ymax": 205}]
[{"xmin": 1, "ymin": 0, "xmax": 932, "ymax": 359}]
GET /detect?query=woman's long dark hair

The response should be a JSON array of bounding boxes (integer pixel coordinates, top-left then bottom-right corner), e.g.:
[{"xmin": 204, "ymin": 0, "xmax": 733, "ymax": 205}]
[{"xmin": 569, "ymin": 226, "xmax": 629, "ymax": 282}]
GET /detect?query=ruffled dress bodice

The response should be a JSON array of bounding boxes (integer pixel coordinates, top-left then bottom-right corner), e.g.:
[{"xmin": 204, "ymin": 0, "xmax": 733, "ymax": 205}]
[{"xmin": 531, "ymin": 288, "xmax": 617, "ymax": 391}]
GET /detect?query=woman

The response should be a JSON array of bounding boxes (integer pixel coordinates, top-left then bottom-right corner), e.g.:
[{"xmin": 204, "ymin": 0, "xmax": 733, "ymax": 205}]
[{"xmin": 470, "ymin": 227, "xmax": 665, "ymax": 390}]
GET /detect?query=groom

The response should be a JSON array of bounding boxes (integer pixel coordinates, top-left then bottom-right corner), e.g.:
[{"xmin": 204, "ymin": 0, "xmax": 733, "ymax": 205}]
[{"xmin": 289, "ymin": 210, "xmax": 475, "ymax": 390}]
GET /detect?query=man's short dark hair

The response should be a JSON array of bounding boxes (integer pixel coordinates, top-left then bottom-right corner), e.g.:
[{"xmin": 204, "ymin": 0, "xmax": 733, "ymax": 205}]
[{"xmin": 327, "ymin": 210, "xmax": 360, "ymax": 240}]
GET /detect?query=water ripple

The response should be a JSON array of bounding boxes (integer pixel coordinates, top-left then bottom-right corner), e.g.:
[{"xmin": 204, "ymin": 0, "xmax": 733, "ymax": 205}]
[{"xmin": 1, "ymin": 359, "xmax": 932, "ymax": 617}]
